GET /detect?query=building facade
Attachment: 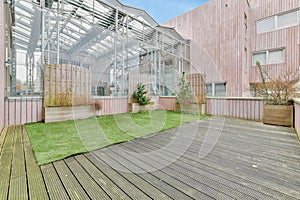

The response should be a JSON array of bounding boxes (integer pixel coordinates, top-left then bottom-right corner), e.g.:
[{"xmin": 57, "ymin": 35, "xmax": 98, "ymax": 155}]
[{"xmin": 164, "ymin": 0, "xmax": 300, "ymax": 97}]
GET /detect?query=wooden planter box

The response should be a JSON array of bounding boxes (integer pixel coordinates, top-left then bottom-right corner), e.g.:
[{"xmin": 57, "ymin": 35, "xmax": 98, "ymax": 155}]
[
  {"xmin": 44, "ymin": 105, "xmax": 94, "ymax": 123},
  {"xmin": 175, "ymin": 102, "xmax": 206, "ymax": 115},
  {"xmin": 263, "ymin": 105, "xmax": 293, "ymax": 127},
  {"xmin": 129, "ymin": 103, "xmax": 158, "ymax": 113}
]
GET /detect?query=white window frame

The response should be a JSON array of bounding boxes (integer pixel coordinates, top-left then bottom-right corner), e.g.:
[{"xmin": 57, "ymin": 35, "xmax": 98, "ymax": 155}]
[
  {"xmin": 257, "ymin": 9, "xmax": 300, "ymax": 34},
  {"xmin": 252, "ymin": 48, "xmax": 285, "ymax": 66}
]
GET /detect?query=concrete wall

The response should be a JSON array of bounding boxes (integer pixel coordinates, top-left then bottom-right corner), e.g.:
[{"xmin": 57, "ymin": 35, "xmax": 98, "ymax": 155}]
[{"xmin": 0, "ymin": 1, "xmax": 5, "ymax": 131}]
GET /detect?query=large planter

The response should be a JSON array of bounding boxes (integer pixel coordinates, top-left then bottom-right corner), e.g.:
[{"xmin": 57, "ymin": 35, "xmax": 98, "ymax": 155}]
[
  {"xmin": 175, "ymin": 102, "xmax": 206, "ymax": 115},
  {"xmin": 263, "ymin": 104, "xmax": 293, "ymax": 127},
  {"xmin": 128, "ymin": 103, "xmax": 158, "ymax": 113},
  {"xmin": 44, "ymin": 105, "xmax": 94, "ymax": 123}
]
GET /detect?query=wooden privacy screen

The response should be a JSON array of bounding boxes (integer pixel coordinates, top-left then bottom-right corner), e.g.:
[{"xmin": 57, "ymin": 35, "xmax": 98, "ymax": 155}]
[
  {"xmin": 44, "ymin": 64, "xmax": 92, "ymax": 107},
  {"xmin": 128, "ymin": 73, "xmax": 151, "ymax": 102},
  {"xmin": 185, "ymin": 73, "xmax": 206, "ymax": 103}
]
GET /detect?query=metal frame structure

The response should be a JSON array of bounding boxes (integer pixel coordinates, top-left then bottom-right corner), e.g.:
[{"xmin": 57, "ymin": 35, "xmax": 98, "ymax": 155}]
[{"xmin": 5, "ymin": 0, "xmax": 190, "ymax": 97}]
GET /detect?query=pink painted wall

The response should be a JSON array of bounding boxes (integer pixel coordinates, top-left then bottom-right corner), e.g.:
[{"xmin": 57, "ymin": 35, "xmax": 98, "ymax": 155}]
[
  {"xmin": 294, "ymin": 100, "xmax": 300, "ymax": 140},
  {"xmin": 206, "ymin": 97, "xmax": 265, "ymax": 121},
  {"xmin": 158, "ymin": 96, "xmax": 176, "ymax": 111},
  {"xmin": 93, "ymin": 97, "xmax": 128, "ymax": 116},
  {"xmin": 0, "ymin": 1, "xmax": 5, "ymax": 131},
  {"xmin": 165, "ymin": 0, "xmax": 300, "ymax": 97},
  {"xmin": 249, "ymin": 0, "xmax": 300, "ymax": 83},
  {"xmin": 164, "ymin": 0, "xmax": 251, "ymax": 97},
  {"xmin": 4, "ymin": 98, "xmax": 44, "ymax": 125}
]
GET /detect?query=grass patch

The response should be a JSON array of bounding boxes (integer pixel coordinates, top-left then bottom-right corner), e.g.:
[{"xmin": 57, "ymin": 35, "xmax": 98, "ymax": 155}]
[{"xmin": 26, "ymin": 110, "xmax": 208, "ymax": 165}]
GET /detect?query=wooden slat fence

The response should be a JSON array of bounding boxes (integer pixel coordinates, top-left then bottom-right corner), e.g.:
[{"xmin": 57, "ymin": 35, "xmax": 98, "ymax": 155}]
[
  {"xmin": 4, "ymin": 97, "xmax": 44, "ymax": 126},
  {"xmin": 206, "ymin": 97, "xmax": 265, "ymax": 121},
  {"xmin": 128, "ymin": 74, "xmax": 151, "ymax": 103},
  {"xmin": 44, "ymin": 64, "xmax": 91, "ymax": 107},
  {"xmin": 185, "ymin": 73, "xmax": 206, "ymax": 103}
]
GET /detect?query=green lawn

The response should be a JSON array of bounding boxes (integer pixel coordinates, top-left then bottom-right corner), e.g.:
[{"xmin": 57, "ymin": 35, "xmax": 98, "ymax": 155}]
[{"xmin": 26, "ymin": 110, "xmax": 208, "ymax": 165}]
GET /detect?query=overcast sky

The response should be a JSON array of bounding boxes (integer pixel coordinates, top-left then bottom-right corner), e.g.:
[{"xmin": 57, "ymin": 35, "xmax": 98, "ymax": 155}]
[{"xmin": 119, "ymin": 0, "xmax": 210, "ymax": 24}]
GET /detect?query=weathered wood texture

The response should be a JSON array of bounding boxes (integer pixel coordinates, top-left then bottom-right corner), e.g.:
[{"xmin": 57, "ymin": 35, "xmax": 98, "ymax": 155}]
[
  {"xmin": 164, "ymin": 0, "xmax": 251, "ymax": 97},
  {"xmin": 263, "ymin": 105, "xmax": 293, "ymax": 127},
  {"xmin": 158, "ymin": 96, "xmax": 176, "ymax": 111},
  {"xmin": 93, "ymin": 97, "xmax": 128, "ymax": 116},
  {"xmin": 4, "ymin": 97, "xmax": 43, "ymax": 126},
  {"xmin": 44, "ymin": 105, "xmax": 94, "ymax": 123},
  {"xmin": 1, "ymin": 119, "xmax": 300, "ymax": 199},
  {"xmin": 0, "ymin": 1, "xmax": 5, "ymax": 132},
  {"xmin": 185, "ymin": 73, "xmax": 206, "ymax": 103},
  {"xmin": 206, "ymin": 97, "xmax": 265, "ymax": 121},
  {"xmin": 294, "ymin": 100, "xmax": 300, "ymax": 139},
  {"xmin": 0, "ymin": 126, "xmax": 48, "ymax": 200},
  {"xmin": 128, "ymin": 73, "xmax": 151, "ymax": 103},
  {"xmin": 249, "ymin": 0, "xmax": 300, "ymax": 83},
  {"xmin": 44, "ymin": 64, "xmax": 92, "ymax": 107}
]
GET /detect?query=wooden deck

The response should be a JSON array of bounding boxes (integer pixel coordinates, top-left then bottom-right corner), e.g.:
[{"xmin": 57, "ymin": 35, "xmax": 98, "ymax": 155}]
[{"xmin": 0, "ymin": 118, "xmax": 300, "ymax": 199}]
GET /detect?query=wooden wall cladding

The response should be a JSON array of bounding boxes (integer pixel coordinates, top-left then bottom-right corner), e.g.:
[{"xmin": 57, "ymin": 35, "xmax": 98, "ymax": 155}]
[{"xmin": 44, "ymin": 64, "xmax": 92, "ymax": 107}]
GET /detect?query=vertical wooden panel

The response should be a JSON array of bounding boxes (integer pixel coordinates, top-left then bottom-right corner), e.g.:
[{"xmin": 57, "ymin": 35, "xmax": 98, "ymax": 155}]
[
  {"xmin": 44, "ymin": 64, "xmax": 91, "ymax": 107},
  {"xmin": 4, "ymin": 98, "xmax": 43, "ymax": 126},
  {"xmin": 0, "ymin": 1, "xmax": 5, "ymax": 131},
  {"xmin": 206, "ymin": 97, "xmax": 264, "ymax": 121},
  {"xmin": 294, "ymin": 101, "xmax": 300, "ymax": 139}
]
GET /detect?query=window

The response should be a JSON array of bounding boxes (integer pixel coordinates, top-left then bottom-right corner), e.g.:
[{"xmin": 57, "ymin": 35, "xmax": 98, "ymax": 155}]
[
  {"xmin": 277, "ymin": 11, "xmax": 298, "ymax": 29},
  {"xmin": 252, "ymin": 52, "xmax": 266, "ymax": 65},
  {"xmin": 252, "ymin": 49, "xmax": 284, "ymax": 66},
  {"xmin": 268, "ymin": 49, "xmax": 284, "ymax": 64},
  {"xmin": 257, "ymin": 16, "xmax": 275, "ymax": 34},
  {"xmin": 257, "ymin": 9, "xmax": 300, "ymax": 34},
  {"xmin": 215, "ymin": 83, "xmax": 226, "ymax": 97},
  {"xmin": 206, "ymin": 84, "xmax": 212, "ymax": 96}
]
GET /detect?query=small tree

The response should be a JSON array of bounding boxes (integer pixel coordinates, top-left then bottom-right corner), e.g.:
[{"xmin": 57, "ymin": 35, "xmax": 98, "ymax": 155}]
[
  {"xmin": 132, "ymin": 83, "xmax": 151, "ymax": 105},
  {"xmin": 255, "ymin": 61, "xmax": 298, "ymax": 105},
  {"xmin": 176, "ymin": 72, "xmax": 195, "ymax": 104}
]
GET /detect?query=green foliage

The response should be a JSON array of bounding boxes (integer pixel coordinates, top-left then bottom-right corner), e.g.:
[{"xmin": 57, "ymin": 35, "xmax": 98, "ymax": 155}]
[
  {"xmin": 176, "ymin": 72, "xmax": 195, "ymax": 104},
  {"xmin": 132, "ymin": 83, "xmax": 151, "ymax": 105},
  {"xmin": 255, "ymin": 61, "xmax": 297, "ymax": 105}
]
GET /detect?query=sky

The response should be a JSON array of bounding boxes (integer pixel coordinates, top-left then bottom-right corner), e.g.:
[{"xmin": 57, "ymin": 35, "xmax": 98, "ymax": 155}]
[{"xmin": 119, "ymin": 0, "xmax": 210, "ymax": 24}]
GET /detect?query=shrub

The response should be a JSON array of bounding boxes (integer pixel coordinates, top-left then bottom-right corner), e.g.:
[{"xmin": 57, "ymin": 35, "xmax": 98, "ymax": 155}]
[{"xmin": 132, "ymin": 83, "xmax": 151, "ymax": 105}]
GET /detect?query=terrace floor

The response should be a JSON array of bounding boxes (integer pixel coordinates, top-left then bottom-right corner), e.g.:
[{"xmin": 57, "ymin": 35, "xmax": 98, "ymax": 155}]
[{"xmin": 0, "ymin": 118, "xmax": 300, "ymax": 199}]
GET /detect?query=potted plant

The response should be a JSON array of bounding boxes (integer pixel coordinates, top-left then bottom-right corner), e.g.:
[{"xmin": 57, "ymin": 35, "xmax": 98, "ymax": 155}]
[
  {"xmin": 255, "ymin": 61, "xmax": 298, "ymax": 126},
  {"xmin": 175, "ymin": 72, "xmax": 204, "ymax": 114},
  {"xmin": 129, "ymin": 83, "xmax": 153, "ymax": 113}
]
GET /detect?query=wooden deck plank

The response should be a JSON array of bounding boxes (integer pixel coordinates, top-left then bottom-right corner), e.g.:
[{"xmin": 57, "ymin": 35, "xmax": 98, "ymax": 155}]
[
  {"xmin": 86, "ymin": 152, "xmax": 152, "ymax": 200},
  {"xmin": 94, "ymin": 148, "xmax": 214, "ymax": 200},
  {"xmin": 53, "ymin": 160, "xmax": 90, "ymax": 199},
  {"xmin": 118, "ymin": 141, "xmax": 260, "ymax": 200},
  {"xmin": 140, "ymin": 122, "xmax": 300, "ymax": 199},
  {"xmin": 0, "ymin": 126, "xmax": 8, "ymax": 154},
  {"xmin": 41, "ymin": 164, "xmax": 69, "ymax": 200},
  {"xmin": 64, "ymin": 157, "xmax": 111, "ymax": 200},
  {"xmin": 8, "ymin": 125, "xmax": 28, "ymax": 200},
  {"xmin": 23, "ymin": 128, "xmax": 49, "ymax": 200},
  {"xmin": 127, "ymin": 140, "xmax": 276, "ymax": 200},
  {"xmin": 75, "ymin": 154, "xmax": 131, "ymax": 200},
  {"xmin": 97, "ymin": 149, "xmax": 173, "ymax": 200},
  {"xmin": 0, "ymin": 126, "xmax": 14, "ymax": 199}
]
